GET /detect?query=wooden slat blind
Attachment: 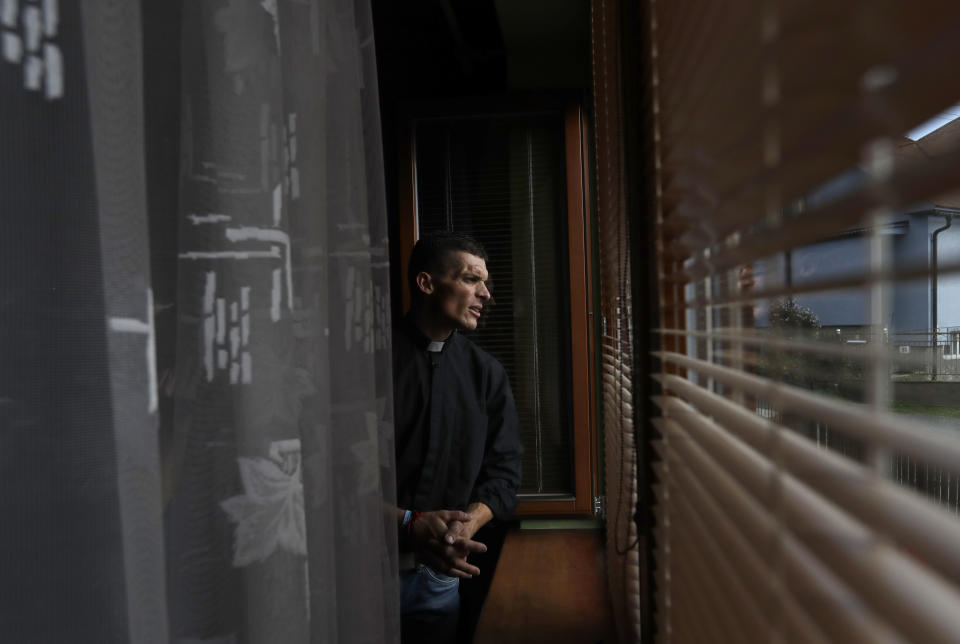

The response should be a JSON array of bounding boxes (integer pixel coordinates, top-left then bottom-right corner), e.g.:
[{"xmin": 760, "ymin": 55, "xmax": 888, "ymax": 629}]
[
  {"xmin": 591, "ymin": 0, "xmax": 643, "ymax": 641},
  {"xmin": 645, "ymin": 0, "xmax": 960, "ymax": 642}
]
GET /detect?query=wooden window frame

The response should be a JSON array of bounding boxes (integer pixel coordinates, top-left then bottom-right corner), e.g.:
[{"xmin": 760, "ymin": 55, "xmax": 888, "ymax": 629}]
[{"xmin": 397, "ymin": 97, "xmax": 598, "ymax": 517}]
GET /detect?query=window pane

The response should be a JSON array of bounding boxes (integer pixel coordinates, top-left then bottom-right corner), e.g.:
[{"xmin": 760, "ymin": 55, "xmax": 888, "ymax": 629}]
[{"xmin": 414, "ymin": 114, "xmax": 574, "ymax": 495}]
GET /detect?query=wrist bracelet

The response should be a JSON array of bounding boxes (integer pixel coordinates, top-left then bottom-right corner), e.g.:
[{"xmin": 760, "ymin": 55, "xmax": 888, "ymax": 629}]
[{"xmin": 406, "ymin": 511, "xmax": 423, "ymax": 539}]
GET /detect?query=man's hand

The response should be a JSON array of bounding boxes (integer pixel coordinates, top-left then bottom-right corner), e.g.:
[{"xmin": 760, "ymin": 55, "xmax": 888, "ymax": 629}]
[
  {"xmin": 441, "ymin": 502, "xmax": 493, "ymax": 547},
  {"xmin": 410, "ymin": 510, "xmax": 487, "ymax": 578}
]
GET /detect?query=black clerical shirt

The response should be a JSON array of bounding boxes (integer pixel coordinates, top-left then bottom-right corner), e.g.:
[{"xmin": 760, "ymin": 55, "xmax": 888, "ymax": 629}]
[{"xmin": 393, "ymin": 317, "xmax": 523, "ymax": 521}]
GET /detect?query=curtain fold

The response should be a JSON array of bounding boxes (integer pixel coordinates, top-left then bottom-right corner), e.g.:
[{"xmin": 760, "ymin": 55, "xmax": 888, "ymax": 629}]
[
  {"xmin": 0, "ymin": 0, "xmax": 398, "ymax": 641},
  {"xmin": 82, "ymin": 0, "xmax": 169, "ymax": 641}
]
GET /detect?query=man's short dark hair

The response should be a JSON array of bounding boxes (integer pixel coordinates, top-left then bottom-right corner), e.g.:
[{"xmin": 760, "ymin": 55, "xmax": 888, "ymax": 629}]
[{"xmin": 408, "ymin": 231, "xmax": 488, "ymax": 299}]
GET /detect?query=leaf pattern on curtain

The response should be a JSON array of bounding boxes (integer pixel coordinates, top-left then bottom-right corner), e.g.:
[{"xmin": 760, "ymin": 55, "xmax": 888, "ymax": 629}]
[{"xmin": 221, "ymin": 440, "xmax": 307, "ymax": 567}]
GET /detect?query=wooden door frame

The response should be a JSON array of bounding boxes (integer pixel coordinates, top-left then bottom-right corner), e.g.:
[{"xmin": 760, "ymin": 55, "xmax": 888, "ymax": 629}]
[{"xmin": 397, "ymin": 96, "xmax": 598, "ymax": 517}]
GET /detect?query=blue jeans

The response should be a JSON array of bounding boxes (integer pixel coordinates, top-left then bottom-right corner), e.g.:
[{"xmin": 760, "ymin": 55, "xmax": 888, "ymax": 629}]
[{"xmin": 400, "ymin": 564, "xmax": 460, "ymax": 643}]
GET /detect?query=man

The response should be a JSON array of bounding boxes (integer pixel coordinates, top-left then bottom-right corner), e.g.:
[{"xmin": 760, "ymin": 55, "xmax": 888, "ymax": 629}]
[{"xmin": 393, "ymin": 231, "xmax": 523, "ymax": 642}]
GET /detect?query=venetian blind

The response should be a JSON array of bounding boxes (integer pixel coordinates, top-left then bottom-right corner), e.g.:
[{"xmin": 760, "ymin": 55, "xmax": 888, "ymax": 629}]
[
  {"xmin": 591, "ymin": 0, "xmax": 643, "ymax": 641},
  {"xmin": 413, "ymin": 114, "xmax": 576, "ymax": 496},
  {"xmin": 646, "ymin": 1, "xmax": 960, "ymax": 642}
]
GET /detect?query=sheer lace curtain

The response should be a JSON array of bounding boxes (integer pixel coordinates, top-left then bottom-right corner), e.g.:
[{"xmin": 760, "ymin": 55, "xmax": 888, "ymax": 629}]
[{"xmin": 1, "ymin": 0, "xmax": 398, "ymax": 642}]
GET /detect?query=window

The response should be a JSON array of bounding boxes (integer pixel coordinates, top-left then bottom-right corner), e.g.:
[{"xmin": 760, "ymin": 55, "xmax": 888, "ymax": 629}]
[
  {"xmin": 398, "ymin": 100, "xmax": 596, "ymax": 515},
  {"xmin": 643, "ymin": 1, "xmax": 960, "ymax": 640}
]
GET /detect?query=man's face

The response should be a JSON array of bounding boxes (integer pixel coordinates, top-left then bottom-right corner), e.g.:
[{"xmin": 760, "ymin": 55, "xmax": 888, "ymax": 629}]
[{"xmin": 428, "ymin": 252, "xmax": 491, "ymax": 332}]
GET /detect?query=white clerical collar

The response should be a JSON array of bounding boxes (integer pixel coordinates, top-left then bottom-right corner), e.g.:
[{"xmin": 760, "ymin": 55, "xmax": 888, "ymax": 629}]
[{"xmin": 427, "ymin": 341, "xmax": 445, "ymax": 352}]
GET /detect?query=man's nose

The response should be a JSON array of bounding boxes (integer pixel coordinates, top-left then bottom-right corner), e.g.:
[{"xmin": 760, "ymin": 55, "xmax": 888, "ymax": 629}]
[{"xmin": 478, "ymin": 282, "xmax": 491, "ymax": 301}]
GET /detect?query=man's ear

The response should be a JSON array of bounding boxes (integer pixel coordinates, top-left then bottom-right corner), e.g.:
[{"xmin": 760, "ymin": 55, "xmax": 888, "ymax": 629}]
[{"xmin": 415, "ymin": 271, "xmax": 435, "ymax": 296}]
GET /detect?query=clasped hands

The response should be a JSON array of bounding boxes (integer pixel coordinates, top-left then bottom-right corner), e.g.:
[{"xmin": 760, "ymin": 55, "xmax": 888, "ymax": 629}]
[{"xmin": 410, "ymin": 510, "xmax": 487, "ymax": 579}]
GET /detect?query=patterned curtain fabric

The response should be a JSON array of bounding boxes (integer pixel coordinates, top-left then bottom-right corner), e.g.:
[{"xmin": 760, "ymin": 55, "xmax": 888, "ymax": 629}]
[{"xmin": 0, "ymin": 0, "xmax": 398, "ymax": 642}]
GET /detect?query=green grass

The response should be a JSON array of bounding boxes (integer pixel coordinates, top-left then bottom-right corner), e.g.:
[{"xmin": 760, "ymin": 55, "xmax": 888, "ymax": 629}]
[{"xmin": 891, "ymin": 402, "xmax": 960, "ymax": 419}]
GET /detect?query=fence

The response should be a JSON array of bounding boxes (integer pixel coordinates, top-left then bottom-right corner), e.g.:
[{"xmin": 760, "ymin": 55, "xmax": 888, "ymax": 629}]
[
  {"xmin": 754, "ymin": 381, "xmax": 960, "ymax": 517},
  {"xmin": 888, "ymin": 327, "xmax": 960, "ymax": 378}
]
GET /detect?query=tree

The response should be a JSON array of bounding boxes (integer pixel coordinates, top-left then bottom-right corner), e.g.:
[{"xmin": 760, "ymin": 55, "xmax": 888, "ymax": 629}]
[
  {"xmin": 761, "ymin": 297, "xmax": 823, "ymax": 390},
  {"xmin": 769, "ymin": 297, "xmax": 821, "ymax": 332}
]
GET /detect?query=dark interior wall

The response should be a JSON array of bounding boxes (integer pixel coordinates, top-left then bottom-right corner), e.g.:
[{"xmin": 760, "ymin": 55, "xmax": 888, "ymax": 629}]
[
  {"xmin": 494, "ymin": 0, "xmax": 591, "ymax": 91},
  {"xmin": 370, "ymin": 0, "xmax": 591, "ymax": 318}
]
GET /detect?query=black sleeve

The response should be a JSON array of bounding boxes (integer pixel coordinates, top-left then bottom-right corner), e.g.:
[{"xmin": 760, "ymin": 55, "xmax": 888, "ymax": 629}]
[{"xmin": 470, "ymin": 362, "xmax": 523, "ymax": 520}]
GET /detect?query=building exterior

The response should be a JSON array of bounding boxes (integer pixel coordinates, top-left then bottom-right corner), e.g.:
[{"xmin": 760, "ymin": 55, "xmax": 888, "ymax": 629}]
[{"xmin": 745, "ymin": 123, "xmax": 960, "ymax": 375}]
